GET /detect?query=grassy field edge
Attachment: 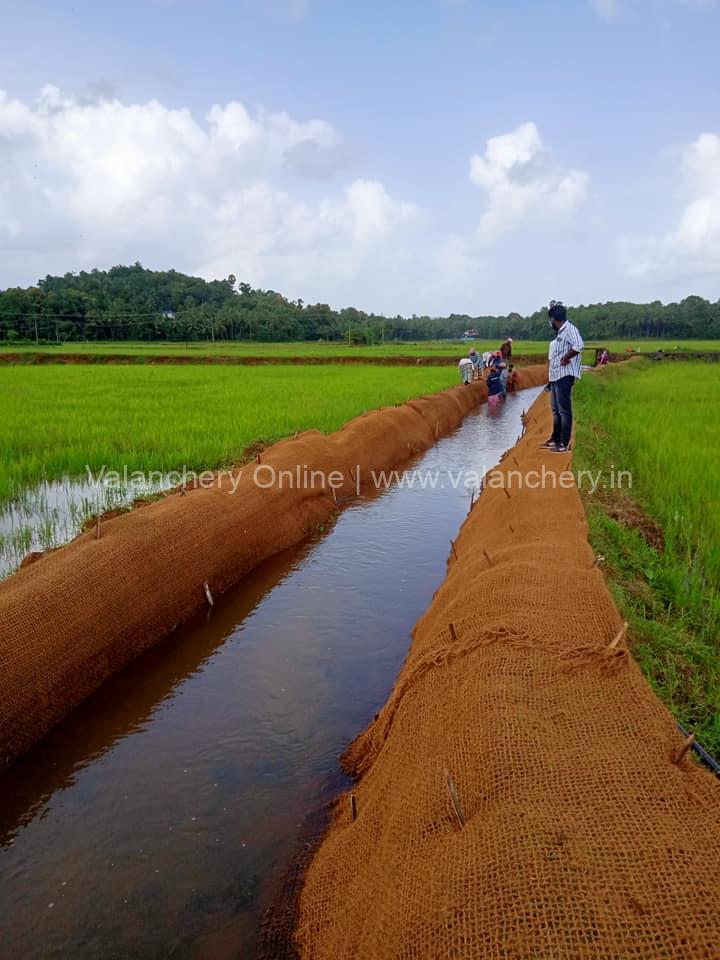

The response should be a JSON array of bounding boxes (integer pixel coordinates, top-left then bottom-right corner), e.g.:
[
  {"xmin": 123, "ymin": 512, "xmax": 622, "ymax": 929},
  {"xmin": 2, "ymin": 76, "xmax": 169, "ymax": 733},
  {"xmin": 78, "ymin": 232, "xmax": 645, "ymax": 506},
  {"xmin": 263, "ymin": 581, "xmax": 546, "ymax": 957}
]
[{"xmin": 573, "ymin": 360, "xmax": 720, "ymax": 755}]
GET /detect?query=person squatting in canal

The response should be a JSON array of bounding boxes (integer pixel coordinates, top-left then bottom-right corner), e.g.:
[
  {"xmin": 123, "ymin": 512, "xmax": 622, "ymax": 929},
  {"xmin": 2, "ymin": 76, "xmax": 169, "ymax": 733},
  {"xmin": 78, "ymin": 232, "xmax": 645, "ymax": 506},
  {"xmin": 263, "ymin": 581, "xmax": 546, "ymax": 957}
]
[
  {"xmin": 486, "ymin": 360, "xmax": 505, "ymax": 409},
  {"xmin": 539, "ymin": 300, "xmax": 584, "ymax": 454}
]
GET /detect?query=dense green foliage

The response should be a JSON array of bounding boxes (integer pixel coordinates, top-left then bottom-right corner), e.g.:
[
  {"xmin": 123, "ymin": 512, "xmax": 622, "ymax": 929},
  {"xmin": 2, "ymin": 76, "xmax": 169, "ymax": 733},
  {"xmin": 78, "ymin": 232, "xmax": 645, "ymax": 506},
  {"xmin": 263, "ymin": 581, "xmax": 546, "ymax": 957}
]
[
  {"xmin": 573, "ymin": 360, "xmax": 720, "ymax": 753},
  {"xmin": 2, "ymin": 263, "xmax": 720, "ymax": 344},
  {"xmin": 0, "ymin": 364, "xmax": 457, "ymax": 502}
]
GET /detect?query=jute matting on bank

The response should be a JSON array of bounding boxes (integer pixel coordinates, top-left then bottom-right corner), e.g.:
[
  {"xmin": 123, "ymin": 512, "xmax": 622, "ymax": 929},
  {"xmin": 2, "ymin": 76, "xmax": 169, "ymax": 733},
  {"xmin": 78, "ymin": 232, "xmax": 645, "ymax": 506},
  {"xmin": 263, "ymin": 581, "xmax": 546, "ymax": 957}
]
[{"xmin": 292, "ymin": 390, "xmax": 720, "ymax": 960}]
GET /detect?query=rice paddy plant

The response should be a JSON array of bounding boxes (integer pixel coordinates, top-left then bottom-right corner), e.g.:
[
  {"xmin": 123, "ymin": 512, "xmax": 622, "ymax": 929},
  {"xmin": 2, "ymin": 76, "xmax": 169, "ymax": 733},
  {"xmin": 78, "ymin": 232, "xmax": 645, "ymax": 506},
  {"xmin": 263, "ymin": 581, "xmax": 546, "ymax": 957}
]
[
  {"xmin": 579, "ymin": 360, "xmax": 719, "ymax": 590},
  {"xmin": 0, "ymin": 364, "xmax": 459, "ymax": 504},
  {"xmin": 574, "ymin": 359, "xmax": 720, "ymax": 751}
]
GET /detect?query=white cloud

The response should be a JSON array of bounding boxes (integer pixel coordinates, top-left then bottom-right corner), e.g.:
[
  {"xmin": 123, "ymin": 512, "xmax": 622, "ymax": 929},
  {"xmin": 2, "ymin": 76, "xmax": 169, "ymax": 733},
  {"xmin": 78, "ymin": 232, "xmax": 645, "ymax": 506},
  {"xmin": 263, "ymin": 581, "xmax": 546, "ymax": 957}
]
[
  {"xmin": 0, "ymin": 89, "xmax": 596, "ymax": 314},
  {"xmin": 0, "ymin": 86, "xmax": 422, "ymax": 309},
  {"xmin": 469, "ymin": 122, "xmax": 589, "ymax": 242},
  {"xmin": 622, "ymin": 132, "xmax": 720, "ymax": 279}
]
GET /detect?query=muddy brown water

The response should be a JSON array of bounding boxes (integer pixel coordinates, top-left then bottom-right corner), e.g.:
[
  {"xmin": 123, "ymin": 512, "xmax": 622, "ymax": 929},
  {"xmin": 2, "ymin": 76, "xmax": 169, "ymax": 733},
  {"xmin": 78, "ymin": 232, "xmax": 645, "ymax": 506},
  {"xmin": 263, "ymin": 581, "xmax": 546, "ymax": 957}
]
[{"xmin": 0, "ymin": 387, "xmax": 543, "ymax": 960}]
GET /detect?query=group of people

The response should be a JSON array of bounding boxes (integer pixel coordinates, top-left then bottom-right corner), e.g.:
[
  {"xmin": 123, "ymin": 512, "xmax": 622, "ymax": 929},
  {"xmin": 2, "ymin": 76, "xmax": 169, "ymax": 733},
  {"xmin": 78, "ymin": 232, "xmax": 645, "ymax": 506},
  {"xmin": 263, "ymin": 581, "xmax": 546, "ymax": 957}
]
[
  {"xmin": 457, "ymin": 302, "xmax": 585, "ymax": 452},
  {"xmin": 458, "ymin": 337, "xmax": 518, "ymax": 407}
]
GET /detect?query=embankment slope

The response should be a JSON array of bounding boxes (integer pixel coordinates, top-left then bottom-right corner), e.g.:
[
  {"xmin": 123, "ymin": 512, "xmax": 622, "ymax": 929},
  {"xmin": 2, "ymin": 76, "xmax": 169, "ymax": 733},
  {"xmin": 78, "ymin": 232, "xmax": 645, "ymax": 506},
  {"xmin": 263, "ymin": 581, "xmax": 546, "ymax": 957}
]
[
  {"xmin": 0, "ymin": 366, "xmax": 547, "ymax": 768},
  {"xmin": 293, "ymin": 390, "xmax": 720, "ymax": 960}
]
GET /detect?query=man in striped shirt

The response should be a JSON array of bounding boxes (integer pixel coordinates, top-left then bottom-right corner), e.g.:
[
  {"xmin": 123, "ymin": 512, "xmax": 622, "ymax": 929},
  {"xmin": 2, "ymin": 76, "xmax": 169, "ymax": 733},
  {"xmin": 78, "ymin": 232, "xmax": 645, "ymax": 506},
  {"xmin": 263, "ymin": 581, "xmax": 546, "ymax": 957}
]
[{"xmin": 539, "ymin": 300, "xmax": 584, "ymax": 453}]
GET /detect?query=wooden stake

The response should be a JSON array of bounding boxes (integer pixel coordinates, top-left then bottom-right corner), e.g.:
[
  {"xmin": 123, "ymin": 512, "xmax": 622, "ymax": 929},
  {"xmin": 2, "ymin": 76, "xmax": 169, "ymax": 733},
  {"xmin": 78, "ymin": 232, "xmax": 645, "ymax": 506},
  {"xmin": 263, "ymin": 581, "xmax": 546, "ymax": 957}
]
[
  {"xmin": 350, "ymin": 793, "xmax": 357, "ymax": 821},
  {"xmin": 503, "ymin": 487, "xmax": 511, "ymax": 500},
  {"xmin": 483, "ymin": 549, "xmax": 492, "ymax": 566},
  {"xmin": 673, "ymin": 733, "xmax": 695, "ymax": 766},
  {"xmin": 509, "ymin": 524, "xmax": 514, "ymax": 534},
  {"xmin": 468, "ymin": 490, "xmax": 475, "ymax": 513},
  {"xmin": 95, "ymin": 514, "xmax": 102, "ymax": 540},
  {"xmin": 444, "ymin": 768, "xmax": 466, "ymax": 828},
  {"xmin": 203, "ymin": 582, "xmax": 214, "ymax": 607},
  {"xmin": 450, "ymin": 539, "xmax": 458, "ymax": 560},
  {"xmin": 331, "ymin": 485, "xmax": 337, "ymax": 504},
  {"xmin": 608, "ymin": 621, "xmax": 628, "ymax": 651},
  {"xmin": 435, "ymin": 423, "xmax": 440, "ymax": 440},
  {"xmin": 449, "ymin": 623, "xmax": 458, "ymax": 641},
  {"xmin": 180, "ymin": 482, "xmax": 186, "ymax": 497},
  {"xmin": 256, "ymin": 453, "xmax": 261, "ymax": 464}
]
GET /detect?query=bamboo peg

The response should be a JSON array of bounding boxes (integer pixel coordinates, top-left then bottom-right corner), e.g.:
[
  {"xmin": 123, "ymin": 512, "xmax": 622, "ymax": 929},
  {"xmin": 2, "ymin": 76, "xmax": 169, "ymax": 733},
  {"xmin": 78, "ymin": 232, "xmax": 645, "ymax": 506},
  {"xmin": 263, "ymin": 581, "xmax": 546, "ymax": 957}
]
[
  {"xmin": 444, "ymin": 769, "xmax": 466, "ymax": 828},
  {"xmin": 608, "ymin": 622, "xmax": 628, "ymax": 650},
  {"xmin": 673, "ymin": 733, "xmax": 695, "ymax": 766}
]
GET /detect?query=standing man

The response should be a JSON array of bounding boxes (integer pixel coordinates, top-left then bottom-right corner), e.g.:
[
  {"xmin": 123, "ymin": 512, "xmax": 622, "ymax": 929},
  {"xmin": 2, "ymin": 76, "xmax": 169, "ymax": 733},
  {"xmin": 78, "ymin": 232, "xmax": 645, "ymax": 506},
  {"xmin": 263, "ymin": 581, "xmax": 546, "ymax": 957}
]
[
  {"xmin": 540, "ymin": 301, "xmax": 584, "ymax": 453},
  {"xmin": 500, "ymin": 337, "xmax": 513, "ymax": 361}
]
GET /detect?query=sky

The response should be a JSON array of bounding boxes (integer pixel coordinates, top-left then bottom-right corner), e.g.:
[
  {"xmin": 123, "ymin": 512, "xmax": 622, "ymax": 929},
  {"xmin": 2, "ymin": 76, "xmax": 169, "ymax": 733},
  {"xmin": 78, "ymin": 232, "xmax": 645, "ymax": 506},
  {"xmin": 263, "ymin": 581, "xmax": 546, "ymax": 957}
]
[{"xmin": 0, "ymin": 0, "xmax": 719, "ymax": 315}]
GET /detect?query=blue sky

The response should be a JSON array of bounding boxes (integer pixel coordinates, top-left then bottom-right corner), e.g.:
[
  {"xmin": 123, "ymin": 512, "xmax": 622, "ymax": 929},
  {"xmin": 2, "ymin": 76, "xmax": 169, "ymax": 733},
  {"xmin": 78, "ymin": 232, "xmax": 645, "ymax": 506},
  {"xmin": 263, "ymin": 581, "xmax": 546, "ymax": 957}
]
[{"xmin": 1, "ymin": 0, "xmax": 719, "ymax": 314}]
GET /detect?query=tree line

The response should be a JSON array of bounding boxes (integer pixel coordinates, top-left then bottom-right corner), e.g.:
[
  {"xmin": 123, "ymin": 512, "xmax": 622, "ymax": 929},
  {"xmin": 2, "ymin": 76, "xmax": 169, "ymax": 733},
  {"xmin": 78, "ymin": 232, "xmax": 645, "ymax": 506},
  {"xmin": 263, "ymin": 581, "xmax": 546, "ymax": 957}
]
[{"xmin": 1, "ymin": 263, "xmax": 719, "ymax": 344}]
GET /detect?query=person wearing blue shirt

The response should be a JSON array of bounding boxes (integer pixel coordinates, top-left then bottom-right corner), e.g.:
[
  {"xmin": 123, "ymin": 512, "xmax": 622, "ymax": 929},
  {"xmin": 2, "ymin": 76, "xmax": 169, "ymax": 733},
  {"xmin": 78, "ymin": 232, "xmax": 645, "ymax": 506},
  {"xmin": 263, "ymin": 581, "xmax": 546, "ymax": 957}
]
[{"xmin": 539, "ymin": 301, "xmax": 584, "ymax": 453}]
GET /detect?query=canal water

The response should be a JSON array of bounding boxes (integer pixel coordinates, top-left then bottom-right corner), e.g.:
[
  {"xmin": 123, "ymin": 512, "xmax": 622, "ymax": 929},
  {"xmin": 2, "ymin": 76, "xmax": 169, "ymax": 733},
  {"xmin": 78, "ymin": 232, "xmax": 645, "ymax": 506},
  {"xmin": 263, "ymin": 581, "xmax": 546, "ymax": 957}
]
[{"xmin": 0, "ymin": 387, "xmax": 543, "ymax": 960}]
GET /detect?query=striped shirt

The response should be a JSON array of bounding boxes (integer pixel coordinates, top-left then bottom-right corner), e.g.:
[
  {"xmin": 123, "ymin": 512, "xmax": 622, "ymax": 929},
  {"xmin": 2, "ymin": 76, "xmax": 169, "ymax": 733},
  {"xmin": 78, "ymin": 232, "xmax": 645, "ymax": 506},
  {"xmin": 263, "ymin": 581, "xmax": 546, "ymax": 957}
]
[{"xmin": 548, "ymin": 320, "xmax": 584, "ymax": 381}]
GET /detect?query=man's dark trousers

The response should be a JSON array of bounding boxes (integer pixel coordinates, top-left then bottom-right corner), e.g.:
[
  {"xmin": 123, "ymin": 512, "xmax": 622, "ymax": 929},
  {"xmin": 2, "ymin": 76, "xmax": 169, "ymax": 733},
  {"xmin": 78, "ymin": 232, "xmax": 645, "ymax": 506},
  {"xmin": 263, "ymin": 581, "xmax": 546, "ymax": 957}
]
[{"xmin": 550, "ymin": 375, "xmax": 576, "ymax": 447}]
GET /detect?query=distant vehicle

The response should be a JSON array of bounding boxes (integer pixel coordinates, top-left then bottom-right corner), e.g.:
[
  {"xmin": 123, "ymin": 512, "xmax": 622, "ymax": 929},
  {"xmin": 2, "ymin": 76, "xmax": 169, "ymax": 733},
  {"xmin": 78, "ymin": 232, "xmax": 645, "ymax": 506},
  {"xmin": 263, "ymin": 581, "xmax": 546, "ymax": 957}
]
[{"xmin": 462, "ymin": 329, "xmax": 479, "ymax": 339}]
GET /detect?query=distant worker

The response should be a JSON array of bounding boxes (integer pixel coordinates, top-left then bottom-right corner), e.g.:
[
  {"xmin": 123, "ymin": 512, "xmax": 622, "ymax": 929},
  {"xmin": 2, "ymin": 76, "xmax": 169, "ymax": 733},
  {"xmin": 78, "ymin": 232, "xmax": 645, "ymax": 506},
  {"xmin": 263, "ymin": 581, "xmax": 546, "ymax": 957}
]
[
  {"xmin": 486, "ymin": 364, "xmax": 505, "ymax": 408},
  {"xmin": 506, "ymin": 363, "xmax": 519, "ymax": 392},
  {"xmin": 468, "ymin": 348, "xmax": 483, "ymax": 381},
  {"xmin": 539, "ymin": 300, "xmax": 584, "ymax": 454},
  {"xmin": 500, "ymin": 337, "xmax": 513, "ymax": 361},
  {"xmin": 599, "ymin": 348, "xmax": 609, "ymax": 365},
  {"xmin": 481, "ymin": 350, "xmax": 493, "ymax": 371},
  {"xmin": 490, "ymin": 350, "xmax": 504, "ymax": 369},
  {"xmin": 458, "ymin": 355, "xmax": 473, "ymax": 385}
]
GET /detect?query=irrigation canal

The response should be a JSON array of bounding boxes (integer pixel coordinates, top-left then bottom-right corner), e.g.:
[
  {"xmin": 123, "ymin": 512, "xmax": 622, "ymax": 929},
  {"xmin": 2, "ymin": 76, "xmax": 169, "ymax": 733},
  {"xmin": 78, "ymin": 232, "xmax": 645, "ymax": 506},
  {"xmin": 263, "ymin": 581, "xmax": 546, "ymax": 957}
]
[{"xmin": 0, "ymin": 386, "xmax": 543, "ymax": 959}]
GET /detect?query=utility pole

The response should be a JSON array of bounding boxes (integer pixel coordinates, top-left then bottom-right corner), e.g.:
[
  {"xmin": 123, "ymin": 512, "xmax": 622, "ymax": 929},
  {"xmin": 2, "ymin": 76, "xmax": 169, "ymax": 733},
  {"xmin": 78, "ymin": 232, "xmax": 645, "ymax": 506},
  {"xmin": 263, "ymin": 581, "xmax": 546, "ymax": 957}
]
[{"xmin": 34, "ymin": 316, "xmax": 39, "ymax": 345}]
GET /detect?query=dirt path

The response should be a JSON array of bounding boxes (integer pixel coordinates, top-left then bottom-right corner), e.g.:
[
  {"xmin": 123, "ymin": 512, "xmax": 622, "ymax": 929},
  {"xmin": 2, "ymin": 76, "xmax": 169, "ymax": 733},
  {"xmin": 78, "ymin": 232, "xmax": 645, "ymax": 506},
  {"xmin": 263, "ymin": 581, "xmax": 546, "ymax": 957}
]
[{"xmin": 0, "ymin": 351, "xmax": 549, "ymax": 366}]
